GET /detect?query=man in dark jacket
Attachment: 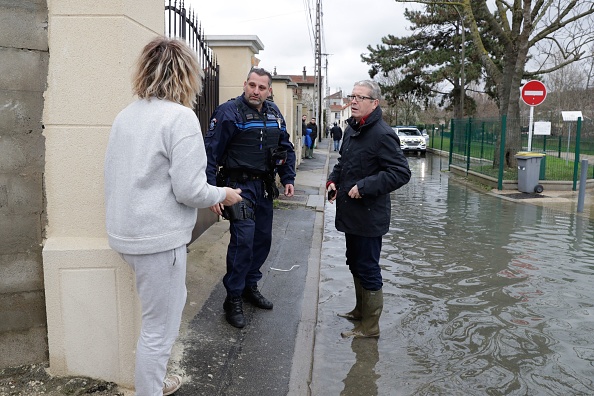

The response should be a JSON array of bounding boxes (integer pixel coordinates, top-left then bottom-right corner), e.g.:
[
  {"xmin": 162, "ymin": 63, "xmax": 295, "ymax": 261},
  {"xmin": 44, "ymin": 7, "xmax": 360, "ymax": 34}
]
[
  {"xmin": 327, "ymin": 80, "xmax": 411, "ymax": 338},
  {"xmin": 330, "ymin": 122, "xmax": 343, "ymax": 151}
]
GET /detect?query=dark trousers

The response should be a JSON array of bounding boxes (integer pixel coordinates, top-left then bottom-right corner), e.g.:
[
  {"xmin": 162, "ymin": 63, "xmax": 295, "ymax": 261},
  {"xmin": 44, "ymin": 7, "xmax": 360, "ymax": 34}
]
[
  {"xmin": 223, "ymin": 180, "xmax": 273, "ymax": 297},
  {"xmin": 345, "ymin": 233, "xmax": 383, "ymax": 291}
]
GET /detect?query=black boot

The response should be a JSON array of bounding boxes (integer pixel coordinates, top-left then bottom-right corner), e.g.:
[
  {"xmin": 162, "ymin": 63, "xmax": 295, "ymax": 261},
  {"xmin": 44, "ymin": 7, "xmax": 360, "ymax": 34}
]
[
  {"xmin": 223, "ymin": 296, "xmax": 245, "ymax": 328},
  {"xmin": 242, "ymin": 284, "xmax": 273, "ymax": 310}
]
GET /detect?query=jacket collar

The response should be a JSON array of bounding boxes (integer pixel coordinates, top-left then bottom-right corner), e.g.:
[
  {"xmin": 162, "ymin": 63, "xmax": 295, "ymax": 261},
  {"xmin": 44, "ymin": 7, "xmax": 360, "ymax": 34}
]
[{"xmin": 347, "ymin": 107, "xmax": 383, "ymax": 136}]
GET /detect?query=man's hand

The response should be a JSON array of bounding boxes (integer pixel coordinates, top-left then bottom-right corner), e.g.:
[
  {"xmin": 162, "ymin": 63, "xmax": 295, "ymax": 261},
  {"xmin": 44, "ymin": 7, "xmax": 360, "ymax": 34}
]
[
  {"xmin": 327, "ymin": 182, "xmax": 337, "ymax": 203},
  {"xmin": 284, "ymin": 184, "xmax": 295, "ymax": 197},
  {"xmin": 348, "ymin": 184, "xmax": 361, "ymax": 199}
]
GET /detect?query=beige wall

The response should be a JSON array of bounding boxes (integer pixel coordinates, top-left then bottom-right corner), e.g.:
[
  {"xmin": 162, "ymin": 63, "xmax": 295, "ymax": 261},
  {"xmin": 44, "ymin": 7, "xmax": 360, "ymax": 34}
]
[
  {"xmin": 206, "ymin": 35, "xmax": 264, "ymax": 105},
  {"xmin": 42, "ymin": 0, "xmax": 163, "ymax": 387}
]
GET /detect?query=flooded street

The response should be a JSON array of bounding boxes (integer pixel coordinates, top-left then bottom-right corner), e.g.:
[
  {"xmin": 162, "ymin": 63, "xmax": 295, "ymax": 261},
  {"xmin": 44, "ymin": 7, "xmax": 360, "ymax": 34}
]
[{"xmin": 312, "ymin": 153, "xmax": 594, "ymax": 395}]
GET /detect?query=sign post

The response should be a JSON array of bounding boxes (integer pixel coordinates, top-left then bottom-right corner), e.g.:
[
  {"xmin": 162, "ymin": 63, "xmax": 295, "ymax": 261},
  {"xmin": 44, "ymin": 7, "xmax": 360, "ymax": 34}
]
[{"xmin": 521, "ymin": 80, "xmax": 547, "ymax": 151}]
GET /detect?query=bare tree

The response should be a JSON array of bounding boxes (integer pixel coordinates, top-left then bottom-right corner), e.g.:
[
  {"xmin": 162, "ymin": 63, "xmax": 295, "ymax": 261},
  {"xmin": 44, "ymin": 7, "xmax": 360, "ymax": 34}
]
[
  {"xmin": 376, "ymin": 69, "xmax": 423, "ymax": 125},
  {"xmin": 394, "ymin": 0, "xmax": 594, "ymax": 168}
]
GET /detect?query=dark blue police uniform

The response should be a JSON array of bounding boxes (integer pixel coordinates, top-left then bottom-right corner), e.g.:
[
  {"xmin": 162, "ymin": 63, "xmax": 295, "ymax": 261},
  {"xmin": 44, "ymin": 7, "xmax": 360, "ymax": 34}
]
[{"xmin": 205, "ymin": 96, "xmax": 296, "ymax": 300}]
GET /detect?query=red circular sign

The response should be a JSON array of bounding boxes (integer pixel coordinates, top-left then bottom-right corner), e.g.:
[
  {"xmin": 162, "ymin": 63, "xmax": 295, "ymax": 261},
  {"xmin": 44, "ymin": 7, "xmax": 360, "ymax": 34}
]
[{"xmin": 521, "ymin": 80, "xmax": 547, "ymax": 106}]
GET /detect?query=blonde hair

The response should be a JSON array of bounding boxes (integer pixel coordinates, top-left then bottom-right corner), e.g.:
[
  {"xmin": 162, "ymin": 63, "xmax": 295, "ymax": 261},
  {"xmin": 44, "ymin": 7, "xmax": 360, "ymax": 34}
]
[{"xmin": 132, "ymin": 36, "xmax": 204, "ymax": 108}]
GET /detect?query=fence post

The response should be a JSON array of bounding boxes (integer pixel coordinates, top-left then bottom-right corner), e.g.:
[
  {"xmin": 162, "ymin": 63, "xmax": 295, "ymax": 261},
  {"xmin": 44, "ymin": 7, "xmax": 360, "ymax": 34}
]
[
  {"xmin": 497, "ymin": 115, "xmax": 507, "ymax": 190},
  {"xmin": 572, "ymin": 117, "xmax": 582, "ymax": 191},
  {"xmin": 465, "ymin": 117, "xmax": 472, "ymax": 173},
  {"xmin": 448, "ymin": 119, "xmax": 454, "ymax": 170},
  {"xmin": 578, "ymin": 158, "xmax": 588, "ymax": 213},
  {"xmin": 480, "ymin": 121, "xmax": 485, "ymax": 159}
]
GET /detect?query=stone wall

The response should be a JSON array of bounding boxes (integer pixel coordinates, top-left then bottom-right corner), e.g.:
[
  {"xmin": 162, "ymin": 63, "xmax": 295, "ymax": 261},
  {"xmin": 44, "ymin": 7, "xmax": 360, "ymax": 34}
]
[{"xmin": 0, "ymin": 0, "xmax": 49, "ymax": 367}]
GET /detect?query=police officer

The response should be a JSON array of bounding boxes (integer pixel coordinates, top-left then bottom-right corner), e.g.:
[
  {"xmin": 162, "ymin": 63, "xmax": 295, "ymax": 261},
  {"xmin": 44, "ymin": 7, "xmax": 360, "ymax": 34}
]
[{"xmin": 205, "ymin": 67, "xmax": 296, "ymax": 328}]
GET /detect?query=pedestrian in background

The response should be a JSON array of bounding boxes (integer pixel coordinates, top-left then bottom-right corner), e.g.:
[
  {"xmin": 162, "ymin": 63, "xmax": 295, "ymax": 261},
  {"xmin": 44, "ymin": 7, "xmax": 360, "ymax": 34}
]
[
  {"xmin": 327, "ymin": 80, "xmax": 411, "ymax": 338},
  {"xmin": 204, "ymin": 67, "xmax": 296, "ymax": 329},
  {"xmin": 330, "ymin": 122, "xmax": 343, "ymax": 151},
  {"xmin": 306, "ymin": 117, "xmax": 318, "ymax": 159},
  {"xmin": 104, "ymin": 36, "xmax": 242, "ymax": 395},
  {"xmin": 301, "ymin": 114, "xmax": 309, "ymax": 159}
]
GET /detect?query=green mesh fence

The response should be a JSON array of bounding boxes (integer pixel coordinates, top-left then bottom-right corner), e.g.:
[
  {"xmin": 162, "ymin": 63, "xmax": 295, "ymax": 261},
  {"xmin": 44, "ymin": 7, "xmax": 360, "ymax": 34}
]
[{"xmin": 420, "ymin": 116, "xmax": 594, "ymax": 188}]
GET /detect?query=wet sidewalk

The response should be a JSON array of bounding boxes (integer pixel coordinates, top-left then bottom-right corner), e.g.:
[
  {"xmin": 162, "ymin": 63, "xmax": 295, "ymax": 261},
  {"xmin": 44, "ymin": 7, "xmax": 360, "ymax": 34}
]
[{"xmin": 169, "ymin": 139, "xmax": 332, "ymax": 395}]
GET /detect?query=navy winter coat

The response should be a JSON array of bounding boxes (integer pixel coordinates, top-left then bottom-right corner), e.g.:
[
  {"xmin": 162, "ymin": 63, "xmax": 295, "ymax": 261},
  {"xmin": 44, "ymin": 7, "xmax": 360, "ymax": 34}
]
[{"xmin": 328, "ymin": 106, "xmax": 411, "ymax": 237}]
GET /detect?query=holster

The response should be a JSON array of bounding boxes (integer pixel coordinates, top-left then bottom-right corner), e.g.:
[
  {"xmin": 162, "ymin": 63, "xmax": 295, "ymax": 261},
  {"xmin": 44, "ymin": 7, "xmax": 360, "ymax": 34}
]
[{"xmin": 222, "ymin": 200, "xmax": 255, "ymax": 222}]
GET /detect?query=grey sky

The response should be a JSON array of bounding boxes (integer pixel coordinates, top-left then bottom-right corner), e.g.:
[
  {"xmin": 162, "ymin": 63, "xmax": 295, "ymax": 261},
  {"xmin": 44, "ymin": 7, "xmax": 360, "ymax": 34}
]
[{"xmin": 187, "ymin": 0, "xmax": 412, "ymax": 95}]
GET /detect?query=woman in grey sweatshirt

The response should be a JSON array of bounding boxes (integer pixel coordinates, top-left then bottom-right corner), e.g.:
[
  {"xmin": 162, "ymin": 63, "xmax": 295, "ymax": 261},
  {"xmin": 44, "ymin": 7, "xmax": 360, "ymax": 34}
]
[{"xmin": 104, "ymin": 37, "xmax": 241, "ymax": 396}]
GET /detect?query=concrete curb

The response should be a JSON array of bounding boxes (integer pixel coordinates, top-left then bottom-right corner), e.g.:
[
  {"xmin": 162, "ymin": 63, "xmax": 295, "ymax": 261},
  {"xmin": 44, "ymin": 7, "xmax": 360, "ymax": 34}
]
[{"xmin": 287, "ymin": 142, "xmax": 330, "ymax": 395}]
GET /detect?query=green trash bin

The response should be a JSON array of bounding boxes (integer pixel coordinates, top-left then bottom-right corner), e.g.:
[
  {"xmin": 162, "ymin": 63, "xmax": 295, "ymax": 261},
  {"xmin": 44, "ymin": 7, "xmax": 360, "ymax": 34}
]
[{"xmin": 515, "ymin": 152, "xmax": 545, "ymax": 193}]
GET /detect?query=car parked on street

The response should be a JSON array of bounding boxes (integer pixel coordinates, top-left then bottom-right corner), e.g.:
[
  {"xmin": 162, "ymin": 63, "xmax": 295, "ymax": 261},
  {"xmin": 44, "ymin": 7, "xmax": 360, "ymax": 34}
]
[{"xmin": 393, "ymin": 126, "xmax": 426, "ymax": 155}]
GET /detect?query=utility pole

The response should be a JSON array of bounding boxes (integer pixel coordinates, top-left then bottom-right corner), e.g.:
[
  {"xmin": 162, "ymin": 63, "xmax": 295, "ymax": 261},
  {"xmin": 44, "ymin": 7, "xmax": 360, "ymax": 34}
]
[
  {"xmin": 323, "ymin": 54, "xmax": 331, "ymax": 130},
  {"xmin": 325, "ymin": 55, "xmax": 329, "ymax": 124},
  {"xmin": 314, "ymin": 0, "xmax": 323, "ymax": 131}
]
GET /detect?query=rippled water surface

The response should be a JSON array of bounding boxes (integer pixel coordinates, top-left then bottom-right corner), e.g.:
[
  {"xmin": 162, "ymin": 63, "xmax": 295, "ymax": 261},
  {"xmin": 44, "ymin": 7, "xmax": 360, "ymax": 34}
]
[{"xmin": 312, "ymin": 154, "xmax": 594, "ymax": 395}]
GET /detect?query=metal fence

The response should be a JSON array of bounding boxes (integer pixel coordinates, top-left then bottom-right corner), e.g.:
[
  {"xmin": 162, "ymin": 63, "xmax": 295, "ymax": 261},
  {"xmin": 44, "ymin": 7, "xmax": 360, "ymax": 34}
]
[
  {"xmin": 165, "ymin": 0, "xmax": 220, "ymax": 239},
  {"xmin": 421, "ymin": 116, "xmax": 594, "ymax": 190},
  {"xmin": 165, "ymin": 0, "xmax": 219, "ymax": 134}
]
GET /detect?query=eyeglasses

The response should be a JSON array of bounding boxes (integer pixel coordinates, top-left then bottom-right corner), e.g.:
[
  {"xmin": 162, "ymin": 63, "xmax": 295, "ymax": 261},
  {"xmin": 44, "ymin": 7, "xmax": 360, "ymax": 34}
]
[{"xmin": 346, "ymin": 94, "xmax": 376, "ymax": 102}]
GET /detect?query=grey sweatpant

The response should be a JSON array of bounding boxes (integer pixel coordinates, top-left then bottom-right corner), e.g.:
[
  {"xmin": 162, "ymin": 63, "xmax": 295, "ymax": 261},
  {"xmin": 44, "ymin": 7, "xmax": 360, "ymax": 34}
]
[{"xmin": 122, "ymin": 245, "xmax": 187, "ymax": 396}]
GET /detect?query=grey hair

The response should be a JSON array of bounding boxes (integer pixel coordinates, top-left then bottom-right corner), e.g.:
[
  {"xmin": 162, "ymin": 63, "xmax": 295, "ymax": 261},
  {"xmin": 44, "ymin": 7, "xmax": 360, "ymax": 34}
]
[{"xmin": 353, "ymin": 80, "xmax": 381, "ymax": 100}]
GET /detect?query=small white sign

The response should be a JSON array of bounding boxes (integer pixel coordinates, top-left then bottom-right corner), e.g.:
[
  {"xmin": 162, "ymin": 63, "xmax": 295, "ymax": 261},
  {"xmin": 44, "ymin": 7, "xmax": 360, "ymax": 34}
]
[
  {"xmin": 561, "ymin": 111, "xmax": 583, "ymax": 121},
  {"xmin": 533, "ymin": 121, "xmax": 551, "ymax": 135}
]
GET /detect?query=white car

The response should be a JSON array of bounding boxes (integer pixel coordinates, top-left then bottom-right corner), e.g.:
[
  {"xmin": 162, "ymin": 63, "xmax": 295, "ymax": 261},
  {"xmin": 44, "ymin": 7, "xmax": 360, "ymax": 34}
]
[{"xmin": 393, "ymin": 126, "xmax": 426, "ymax": 154}]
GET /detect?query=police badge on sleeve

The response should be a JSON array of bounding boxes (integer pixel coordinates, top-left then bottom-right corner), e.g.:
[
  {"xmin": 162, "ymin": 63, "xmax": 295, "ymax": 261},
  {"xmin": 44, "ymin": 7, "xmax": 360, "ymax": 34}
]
[{"xmin": 209, "ymin": 118, "xmax": 217, "ymax": 131}]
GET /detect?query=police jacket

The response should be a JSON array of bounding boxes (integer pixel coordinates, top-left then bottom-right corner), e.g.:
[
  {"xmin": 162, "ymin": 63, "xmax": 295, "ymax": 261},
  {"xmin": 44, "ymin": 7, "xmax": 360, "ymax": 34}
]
[
  {"xmin": 205, "ymin": 95, "xmax": 296, "ymax": 187},
  {"xmin": 328, "ymin": 106, "xmax": 411, "ymax": 237}
]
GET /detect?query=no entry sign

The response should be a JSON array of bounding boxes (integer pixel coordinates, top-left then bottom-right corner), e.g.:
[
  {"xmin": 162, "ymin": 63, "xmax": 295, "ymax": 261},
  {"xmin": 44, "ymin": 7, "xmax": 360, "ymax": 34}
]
[{"xmin": 521, "ymin": 80, "xmax": 547, "ymax": 106}]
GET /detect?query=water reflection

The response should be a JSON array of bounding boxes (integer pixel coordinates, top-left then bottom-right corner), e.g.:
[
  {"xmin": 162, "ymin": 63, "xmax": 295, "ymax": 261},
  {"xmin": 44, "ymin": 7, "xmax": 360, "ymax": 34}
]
[
  {"xmin": 313, "ymin": 153, "xmax": 594, "ymax": 395},
  {"xmin": 341, "ymin": 339, "xmax": 380, "ymax": 396}
]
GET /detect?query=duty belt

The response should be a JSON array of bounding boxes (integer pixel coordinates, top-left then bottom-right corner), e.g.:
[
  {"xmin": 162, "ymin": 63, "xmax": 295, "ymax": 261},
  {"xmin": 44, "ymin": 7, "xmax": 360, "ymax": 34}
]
[{"xmin": 228, "ymin": 171, "xmax": 265, "ymax": 182}]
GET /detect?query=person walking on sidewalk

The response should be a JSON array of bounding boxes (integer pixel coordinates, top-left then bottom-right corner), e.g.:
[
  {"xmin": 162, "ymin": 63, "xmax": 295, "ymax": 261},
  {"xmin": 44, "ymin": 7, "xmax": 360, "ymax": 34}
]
[
  {"xmin": 301, "ymin": 114, "xmax": 309, "ymax": 160},
  {"xmin": 104, "ymin": 36, "xmax": 242, "ymax": 395},
  {"xmin": 330, "ymin": 122, "xmax": 343, "ymax": 151},
  {"xmin": 306, "ymin": 117, "xmax": 318, "ymax": 159},
  {"xmin": 205, "ymin": 67, "xmax": 296, "ymax": 328},
  {"xmin": 326, "ymin": 80, "xmax": 411, "ymax": 338}
]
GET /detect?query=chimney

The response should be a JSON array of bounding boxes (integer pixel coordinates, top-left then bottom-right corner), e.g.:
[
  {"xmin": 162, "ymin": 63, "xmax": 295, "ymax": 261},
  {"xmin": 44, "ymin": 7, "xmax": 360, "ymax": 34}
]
[{"xmin": 303, "ymin": 66, "xmax": 307, "ymax": 81}]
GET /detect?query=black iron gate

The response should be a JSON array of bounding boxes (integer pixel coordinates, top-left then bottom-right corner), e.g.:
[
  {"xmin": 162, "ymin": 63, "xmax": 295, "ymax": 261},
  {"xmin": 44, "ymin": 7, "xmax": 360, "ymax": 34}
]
[
  {"xmin": 165, "ymin": 0, "xmax": 220, "ymax": 242},
  {"xmin": 165, "ymin": 0, "xmax": 219, "ymax": 134}
]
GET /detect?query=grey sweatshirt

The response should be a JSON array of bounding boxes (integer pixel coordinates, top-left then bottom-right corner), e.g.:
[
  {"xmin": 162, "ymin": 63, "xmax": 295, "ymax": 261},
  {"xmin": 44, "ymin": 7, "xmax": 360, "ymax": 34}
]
[{"xmin": 104, "ymin": 98, "xmax": 226, "ymax": 255}]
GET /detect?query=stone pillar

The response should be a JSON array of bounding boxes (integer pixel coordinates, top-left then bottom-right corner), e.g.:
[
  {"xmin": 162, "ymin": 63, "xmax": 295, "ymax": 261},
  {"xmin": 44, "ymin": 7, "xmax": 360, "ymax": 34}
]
[
  {"xmin": 272, "ymin": 76, "xmax": 297, "ymax": 146},
  {"xmin": 42, "ymin": 0, "xmax": 162, "ymax": 387},
  {"xmin": 205, "ymin": 35, "xmax": 264, "ymax": 105}
]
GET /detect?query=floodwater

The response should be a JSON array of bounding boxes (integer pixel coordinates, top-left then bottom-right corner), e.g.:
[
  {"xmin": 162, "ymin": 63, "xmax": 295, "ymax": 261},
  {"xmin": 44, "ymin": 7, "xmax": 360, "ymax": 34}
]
[{"xmin": 312, "ymin": 153, "xmax": 594, "ymax": 395}]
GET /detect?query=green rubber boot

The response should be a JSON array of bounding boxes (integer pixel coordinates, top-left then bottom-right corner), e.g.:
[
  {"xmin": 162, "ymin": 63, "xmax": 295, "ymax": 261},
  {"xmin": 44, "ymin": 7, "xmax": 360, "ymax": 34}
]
[
  {"xmin": 341, "ymin": 288, "xmax": 383, "ymax": 338},
  {"xmin": 337, "ymin": 277, "xmax": 362, "ymax": 321}
]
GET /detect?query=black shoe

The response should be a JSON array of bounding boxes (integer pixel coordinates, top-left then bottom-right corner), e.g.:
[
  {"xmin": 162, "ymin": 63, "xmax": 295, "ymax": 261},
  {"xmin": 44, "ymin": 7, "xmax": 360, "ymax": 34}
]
[
  {"xmin": 223, "ymin": 296, "xmax": 245, "ymax": 328},
  {"xmin": 242, "ymin": 285, "xmax": 273, "ymax": 310}
]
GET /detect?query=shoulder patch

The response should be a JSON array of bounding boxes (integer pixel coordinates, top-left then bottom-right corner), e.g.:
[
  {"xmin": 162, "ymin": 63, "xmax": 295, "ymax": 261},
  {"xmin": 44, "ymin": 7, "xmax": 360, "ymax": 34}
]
[{"xmin": 209, "ymin": 118, "xmax": 217, "ymax": 131}]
